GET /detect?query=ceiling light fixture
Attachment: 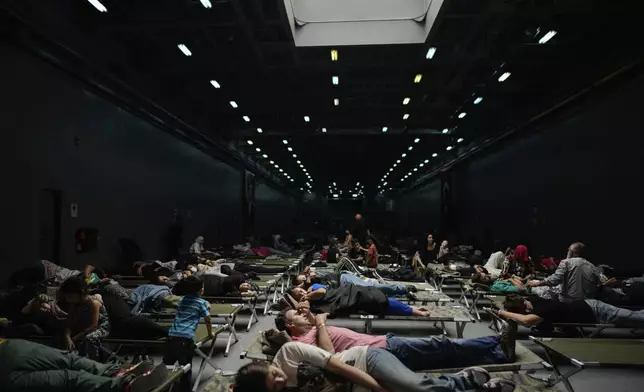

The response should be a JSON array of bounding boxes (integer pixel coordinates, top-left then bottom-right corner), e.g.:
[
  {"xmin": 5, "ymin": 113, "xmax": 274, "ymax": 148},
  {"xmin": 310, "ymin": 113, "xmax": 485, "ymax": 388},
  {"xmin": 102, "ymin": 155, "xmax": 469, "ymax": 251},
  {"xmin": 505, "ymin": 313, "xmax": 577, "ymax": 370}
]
[
  {"xmin": 403, "ymin": 113, "xmax": 409, "ymax": 120},
  {"xmin": 87, "ymin": 0, "xmax": 108, "ymax": 12},
  {"xmin": 333, "ymin": 194, "xmax": 339, "ymax": 198},
  {"xmin": 419, "ymin": 163, "xmax": 424, "ymax": 167},
  {"xmin": 414, "ymin": 138, "xmax": 420, "ymax": 143},
  {"xmin": 282, "ymin": 140, "xmax": 288, "ymax": 145},
  {"xmin": 432, "ymin": 153, "xmax": 438, "ymax": 157},
  {"xmin": 424, "ymin": 159, "xmax": 429, "ymax": 163},
  {"xmin": 304, "ymin": 116, "xmax": 310, "ymax": 122},
  {"xmin": 413, "ymin": 168, "xmax": 418, "ymax": 172},
  {"xmin": 446, "ymin": 146, "xmax": 453, "ymax": 151},
  {"xmin": 255, "ymin": 147, "xmax": 261, "ymax": 152},
  {"xmin": 247, "ymin": 140, "xmax": 253, "ymax": 145},
  {"xmin": 177, "ymin": 44, "xmax": 192, "ymax": 56},
  {"xmin": 293, "ymin": 154, "xmax": 297, "ymax": 158},
  {"xmin": 199, "ymin": 0, "xmax": 212, "ymax": 9},
  {"xmin": 414, "ymin": 74, "xmax": 423, "ymax": 84},
  {"xmin": 287, "ymin": 147, "xmax": 293, "ymax": 151},
  {"xmin": 269, "ymin": 160, "xmax": 275, "ymax": 164},
  {"xmin": 210, "ymin": 80, "xmax": 221, "ymax": 88},
  {"xmin": 296, "ymin": 160, "xmax": 301, "ymax": 164},
  {"xmin": 322, "ymin": 128, "xmax": 327, "ymax": 133},
  {"xmin": 332, "ymin": 76, "xmax": 339, "ymax": 85},
  {"xmin": 408, "ymin": 146, "xmax": 413, "ymax": 151},
  {"xmin": 333, "ymin": 98, "xmax": 339, "ymax": 106},
  {"xmin": 442, "ymin": 128, "xmax": 449, "ymax": 134},
  {"xmin": 331, "ymin": 49, "xmax": 338, "ymax": 61},
  {"xmin": 352, "ymin": 194, "xmax": 358, "ymax": 198},
  {"xmin": 382, "ymin": 127, "xmax": 388, "ymax": 133},
  {"xmin": 243, "ymin": 116, "xmax": 250, "ymax": 122},
  {"xmin": 538, "ymin": 30, "xmax": 557, "ymax": 44},
  {"xmin": 457, "ymin": 138, "xmax": 464, "ymax": 143},
  {"xmin": 229, "ymin": 101, "xmax": 238, "ymax": 108},
  {"xmin": 458, "ymin": 112, "xmax": 467, "ymax": 119},
  {"xmin": 498, "ymin": 72, "xmax": 511, "ymax": 82},
  {"xmin": 401, "ymin": 153, "xmax": 407, "ymax": 158},
  {"xmin": 396, "ymin": 160, "xmax": 401, "ymax": 163},
  {"xmin": 425, "ymin": 47, "xmax": 437, "ymax": 59},
  {"xmin": 473, "ymin": 97, "xmax": 483, "ymax": 104},
  {"xmin": 256, "ymin": 128, "xmax": 263, "ymax": 133},
  {"xmin": 403, "ymin": 97, "xmax": 410, "ymax": 105},
  {"xmin": 262, "ymin": 154, "xmax": 268, "ymax": 158},
  {"xmin": 393, "ymin": 163, "xmax": 397, "ymax": 167}
]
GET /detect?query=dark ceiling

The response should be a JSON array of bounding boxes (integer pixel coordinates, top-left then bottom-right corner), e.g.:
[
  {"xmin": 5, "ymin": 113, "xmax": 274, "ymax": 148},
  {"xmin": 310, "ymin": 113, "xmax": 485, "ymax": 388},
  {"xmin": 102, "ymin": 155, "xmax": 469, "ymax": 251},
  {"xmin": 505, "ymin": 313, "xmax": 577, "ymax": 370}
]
[{"xmin": 1, "ymin": 0, "xmax": 640, "ymax": 197}]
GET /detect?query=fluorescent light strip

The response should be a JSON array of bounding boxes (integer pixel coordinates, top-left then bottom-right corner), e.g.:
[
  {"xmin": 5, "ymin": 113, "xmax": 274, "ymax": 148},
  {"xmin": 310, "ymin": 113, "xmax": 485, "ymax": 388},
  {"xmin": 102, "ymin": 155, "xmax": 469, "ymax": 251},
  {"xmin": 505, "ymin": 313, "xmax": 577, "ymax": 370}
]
[
  {"xmin": 414, "ymin": 138, "xmax": 420, "ymax": 143},
  {"xmin": 414, "ymin": 74, "xmax": 423, "ymax": 83},
  {"xmin": 403, "ymin": 114, "xmax": 409, "ymax": 120},
  {"xmin": 473, "ymin": 97, "xmax": 483, "ymax": 104},
  {"xmin": 199, "ymin": 0, "xmax": 212, "ymax": 8},
  {"xmin": 498, "ymin": 72, "xmax": 511, "ymax": 82},
  {"xmin": 332, "ymin": 76, "xmax": 339, "ymax": 85},
  {"xmin": 229, "ymin": 101, "xmax": 238, "ymax": 108},
  {"xmin": 210, "ymin": 80, "xmax": 221, "ymax": 88},
  {"xmin": 334, "ymin": 98, "xmax": 339, "ymax": 106},
  {"xmin": 177, "ymin": 44, "xmax": 192, "ymax": 56},
  {"xmin": 243, "ymin": 116, "xmax": 250, "ymax": 122},
  {"xmin": 538, "ymin": 30, "xmax": 557, "ymax": 44},
  {"xmin": 321, "ymin": 128, "xmax": 327, "ymax": 133},
  {"xmin": 442, "ymin": 128, "xmax": 449, "ymax": 134},
  {"xmin": 446, "ymin": 146, "xmax": 453, "ymax": 151},
  {"xmin": 87, "ymin": 0, "xmax": 107, "ymax": 12},
  {"xmin": 458, "ymin": 112, "xmax": 467, "ymax": 119},
  {"xmin": 403, "ymin": 97, "xmax": 410, "ymax": 105},
  {"xmin": 457, "ymin": 138, "xmax": 464, "ymax": 143},
  {"xmin": 432, "ymin": 153, "xmax": 438, "ymax": 157},
  {"xmin": 331, "ymin": 49, "xmax": 338, "ymax": 61},
  {"xmin": 256, "ymin": 128, "xmax": 263, "ymax": 133},
  {"xmin": 426, "ymin": 47, "xmax": 437, "ymax": 59},
  {"xmin": 304, "ymin": 116, "xmax": 310, "ymax": 122}
]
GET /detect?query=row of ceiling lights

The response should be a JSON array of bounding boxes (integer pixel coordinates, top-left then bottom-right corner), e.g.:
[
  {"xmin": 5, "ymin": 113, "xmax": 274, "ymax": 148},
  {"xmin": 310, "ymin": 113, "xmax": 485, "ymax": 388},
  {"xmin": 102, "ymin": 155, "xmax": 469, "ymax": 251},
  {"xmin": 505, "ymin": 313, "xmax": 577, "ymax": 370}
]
[
  {"xmin": 328, "ymin": 181, "xmax": 364, "ymax": 199},
  {"xmin": 384, "ymin": 29, "xmax": 558, "ymax": 191}
]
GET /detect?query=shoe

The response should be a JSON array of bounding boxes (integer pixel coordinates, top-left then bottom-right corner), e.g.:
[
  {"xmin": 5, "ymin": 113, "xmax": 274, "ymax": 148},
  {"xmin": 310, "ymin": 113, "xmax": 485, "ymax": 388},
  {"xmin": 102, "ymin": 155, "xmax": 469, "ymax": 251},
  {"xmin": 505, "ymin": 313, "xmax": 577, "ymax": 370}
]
[
  {"xmin": 483, "ymin": 378, "xmax": 516, "ymax": 392},
  {"xmin": 126, "ymin": 363, "xmax": 168, "ymax": 392},
  {"xmin": 499, "ymin": 319, "xmax": 517, "ymax": 362},
  {"xmin": 406, "ymin": 285, "xmax": 418, "ymax": 293},
  {"xmin": 455, "ymin": 366, "xmax": 490, "ymax": 387},
  {"xmin": 114, "ymin": 359, "xmax": 155, "ymax": 377}
]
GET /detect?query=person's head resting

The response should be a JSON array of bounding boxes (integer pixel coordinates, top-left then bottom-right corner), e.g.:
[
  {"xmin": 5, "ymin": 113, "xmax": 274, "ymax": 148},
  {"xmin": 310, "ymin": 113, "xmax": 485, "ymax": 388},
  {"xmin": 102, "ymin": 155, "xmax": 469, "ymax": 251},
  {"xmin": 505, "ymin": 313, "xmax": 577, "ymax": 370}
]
[
  {"xmin": 151, "ymin": 274, "xmax": 169, "ymax": 285},
  {"xmin": 286, "ymin": 286, "xmax": 307, "ymax": 302},
  {"xmin": 293, "ymin": 274, "xmax": 307, "ymax": 286},
  {"xmin": 183, "ymin": 275, "xmax": 204, "ymax": 296},
  {"xmin": 195, "ymin": 236, "xmax": 204, "ymax": 244},
  {"xmin": 504, "ymin": 295, "xmax": 532, "ymax": 314},
  {"xmin": 514, "ymin": 245, "xmax": 529, "ymax": 263},
  {"xmin": 238, "ymin": 282, "xmax": 252, "ymax": 293},
  {"xmin": 233, "ymin": 361, "xmax": 287, "ymax": 392},
  {"xmin": 277, "ymin": 309, "xmax": 313, "ymax": 336},
  {"xmin": 441, "ymin": 240, "xmax": 449, "ymax": 249},
  {"xmin": 472, "ymin": 272, "xmax": 493, "ymax": 285},
  {"xmin": 59, "ymin": 277, "xmax": 89, "ymax": 304},
  {"xmin": 567, "ymin": 242, "xmax": 586, "ymax": 259}
]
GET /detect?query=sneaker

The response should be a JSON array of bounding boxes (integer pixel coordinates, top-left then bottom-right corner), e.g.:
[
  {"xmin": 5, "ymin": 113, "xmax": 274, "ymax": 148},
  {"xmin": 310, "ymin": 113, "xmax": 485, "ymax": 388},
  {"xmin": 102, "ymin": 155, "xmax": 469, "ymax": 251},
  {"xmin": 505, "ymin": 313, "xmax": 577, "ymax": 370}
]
[
  {"xmin": 125, "ymin": 363, "xmax": 168, "ymax": 392},
  {"xmin": 499, "ymin": 319, "xmax": 517, "ymax": 362},
  {"xmin": 114, "ymin": 360, "xmax": 155, "ymax": 378},
  {"xmin": 406, "ymin": 285, "xmax": 418, "ymax": 293},
  {"xmin": 483, "ymin": 378, "xmax": 516, "ymax": 392},
  {"xmin": 455, "ymin": 366, "xmax": 490, "ymax": 387}
]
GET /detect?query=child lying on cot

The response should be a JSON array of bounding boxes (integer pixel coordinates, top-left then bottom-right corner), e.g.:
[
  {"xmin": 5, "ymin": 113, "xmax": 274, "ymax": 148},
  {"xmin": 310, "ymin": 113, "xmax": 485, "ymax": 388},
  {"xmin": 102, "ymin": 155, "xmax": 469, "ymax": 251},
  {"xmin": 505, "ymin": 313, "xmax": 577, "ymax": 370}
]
[
  {"xmin": 0, "ymin": 338, "xmax": 168, "ymax": 392},
  {"xmin": 287, "ymin": 283, "xmax": 431, "ymax": 318},
  {"xmin": 471, "ymin": 272, "xmax": 562, "ymax": 300},
  {"xmin": 293, "ymin": 266, "xmax": 413, "ymax": 297}
]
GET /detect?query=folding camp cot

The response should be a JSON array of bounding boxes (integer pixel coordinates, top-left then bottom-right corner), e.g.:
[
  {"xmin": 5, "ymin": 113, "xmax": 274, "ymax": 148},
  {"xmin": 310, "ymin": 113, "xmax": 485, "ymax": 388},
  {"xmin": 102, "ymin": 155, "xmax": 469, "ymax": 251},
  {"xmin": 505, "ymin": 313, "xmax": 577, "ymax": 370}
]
[
  {"xmin": 349, "ymin": 302, "xmax": 475, "ymax": 337},
  {"xmin": 151, "ymin": 364, "xmax": 191, "ymax": 392},
  {"xmin": 253, "ymin": 274, "xmax": 282, "ymax": 315},
  {"xmin": 144, "ymin": 303, "xmax": 241, "ymax": 356},
  {"xmin": 203, "ymin": 295, "xmax": 259, "ymax": 332},
  {"xmin": 240, "ymin": 331, "xmax": 543, "ymax": 373},
  {"xmin": 529, "ymin": 336, "xmax": 644, "ymax": 392}
]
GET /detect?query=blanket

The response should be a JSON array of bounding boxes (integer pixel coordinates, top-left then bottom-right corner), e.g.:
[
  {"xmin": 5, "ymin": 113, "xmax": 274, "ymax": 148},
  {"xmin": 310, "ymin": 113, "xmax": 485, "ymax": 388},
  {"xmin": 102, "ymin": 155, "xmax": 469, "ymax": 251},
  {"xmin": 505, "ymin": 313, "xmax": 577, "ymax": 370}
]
[
  {"xmin": 127, "ymin": 284, "xmax": 170, "ymax": 315},
  {"xmin": 317, "ymin": 285, "xmax": 389, "ymax": 317}
]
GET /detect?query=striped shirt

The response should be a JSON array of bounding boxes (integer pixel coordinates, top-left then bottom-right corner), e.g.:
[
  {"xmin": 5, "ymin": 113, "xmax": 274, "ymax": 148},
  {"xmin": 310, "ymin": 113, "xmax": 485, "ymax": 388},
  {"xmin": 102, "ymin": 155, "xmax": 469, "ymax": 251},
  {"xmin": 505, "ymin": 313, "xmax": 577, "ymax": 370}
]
[{"xmin": 168, "ymin": 296, "xmax": 210, "ymax": 339}]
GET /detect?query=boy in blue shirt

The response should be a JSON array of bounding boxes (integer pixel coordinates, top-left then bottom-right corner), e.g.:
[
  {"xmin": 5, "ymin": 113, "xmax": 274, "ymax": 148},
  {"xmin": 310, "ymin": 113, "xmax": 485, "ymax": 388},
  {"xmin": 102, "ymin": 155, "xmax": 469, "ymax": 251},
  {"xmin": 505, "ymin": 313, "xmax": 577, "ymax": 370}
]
[{"xmin": 163, "ymin": 276, "xmax": 213, "ymax": 388}]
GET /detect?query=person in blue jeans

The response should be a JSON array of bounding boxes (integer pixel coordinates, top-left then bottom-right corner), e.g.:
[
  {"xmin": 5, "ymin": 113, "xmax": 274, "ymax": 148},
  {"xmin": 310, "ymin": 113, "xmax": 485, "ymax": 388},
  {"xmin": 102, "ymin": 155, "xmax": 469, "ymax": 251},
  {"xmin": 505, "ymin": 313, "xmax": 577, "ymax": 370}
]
[
  {"xmin": 293, "ymin": 267, "xmax": 410, "ymax": 297},
  {"xmin": 276, "ymin": 308, "xmax": 512, "ymax": 371}
]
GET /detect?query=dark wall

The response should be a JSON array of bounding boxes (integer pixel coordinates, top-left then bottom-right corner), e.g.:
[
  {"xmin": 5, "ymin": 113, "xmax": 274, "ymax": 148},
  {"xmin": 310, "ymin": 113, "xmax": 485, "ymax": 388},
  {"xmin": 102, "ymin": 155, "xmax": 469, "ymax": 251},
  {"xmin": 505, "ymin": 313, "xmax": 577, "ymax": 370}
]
[
  {"xmin": 396, "ymin": 74, "xmax": 644, "ymax": 274},
  {"xmin": 0, "ymin": 44, "xmax": 291, "ymax": 274},
  {"xmin": 254, "ymin": 182, "xmax": 298, "ymax": 240},
  {"xmin": 396, "ymin": 180, "xmax": 442, "ymax": 239}
]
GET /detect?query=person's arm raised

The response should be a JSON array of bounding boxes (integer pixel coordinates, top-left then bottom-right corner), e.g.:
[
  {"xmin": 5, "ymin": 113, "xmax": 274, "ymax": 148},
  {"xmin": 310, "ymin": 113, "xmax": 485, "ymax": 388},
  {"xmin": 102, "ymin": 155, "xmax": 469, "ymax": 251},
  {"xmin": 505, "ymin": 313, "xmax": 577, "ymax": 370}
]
[{"xmin": 314, "ymin": 313, "xmax": 335, "ymax": 353}]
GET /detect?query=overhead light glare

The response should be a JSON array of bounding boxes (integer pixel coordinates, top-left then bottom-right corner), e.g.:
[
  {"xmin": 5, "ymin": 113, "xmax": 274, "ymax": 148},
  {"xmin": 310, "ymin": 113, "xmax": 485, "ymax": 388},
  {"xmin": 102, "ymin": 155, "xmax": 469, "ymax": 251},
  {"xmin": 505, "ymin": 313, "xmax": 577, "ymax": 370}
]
[
  {"xmin": 425, "ymin": 46, "xmax": 437, "ymax": 59},
  {"xmin": 432, "ymin": 153, "xmax": 438, "ymax": 157},
  {"xmin": 210, "ymin": 80, "xmax": 221, "ymax": 88},
  {"xmin": 304, "ymin": 116, "xmax": 310, "ymax": 122},
  {"xmin": 414, "ymin": 138, "xmax": 420, "ymax": 143},
  {"xmin": 282, "ymin": 140, "xmax": 288, "ymax": 145},
  {"xmin": 473, "ymin": 97, "xmax": 483, "ymax": 105},
  {"xmin": 538, "ymin": 30, "xmax": 557, "ymax": 44},
  {"xmin": 293, "ymin": 154, "xmax": 297, "ymax": 158},
  {"xmin": 396, "ymin": 160, "xmax": 401, "ymax": 163},
  {"xmin": 442, "ymin": 128, "xmax": 449, "ymax": 134},
  {"xmin": 322, "ymin": 128, "xmax": 327, "ymax": 133},
  {"xmin": 498, "ymin": 72, "xmax": 511, "ymax": 82},
  {"xmin": 408, "ymin": 146, "xmax": 413, "ymax": 151},
  {"xmin": 269, "ymin": 160, "xmax": 274, "ymax": 164},
  {"xmin": 255, "ymin": 148, "xmax": 261, "ymax": 152},
  {"xmin": 419, "ymin": 163, "xmax": 424, "ymax": 167},
  {"xmin": 331, "ymin": 49, "xmax": 338, "ymax": 61},
  {"xmin": 403, "ymin": 113, "xmax": 410, "ymax": 120},
  {"xmin": 446, "ymin": 146, "xmax": 453, "ymax": 151},
  {"xmin": 243, "ymin": 116, "xmax": 250, "ymax": 122},
  {"xmin": 287, "ymin": 147, "xmax": 293, "ymax": 151},
  {"xmin": 457, "ymin": 138, "xmax": 464, "ymax": 143},
  {"xmin": 229, "ymin": 101, "xmax": 238, "ymax": 108},
  {"xmin": 458, "ymin": 112, "xmax": 467, "ymax": 119},
  {"xmin": 382, "ymin": 127, "xmax": 388, "ymax": 133},
  {"xmin": 247, "ymin": 140, "xmax": 253, "ymax": 145},
  {"xmin": 256, "ymin": 128, "xmax": 263, "ymax": 134},
  {"xmin": 262, "ymin": 154, "xmax": 268, "ymax": 158},
  {"xmin": 424, "ymin": 159, "xmax": 429, "ymax": 163},
  {"xmin": 177, "ymin": 44, "xmax": 192, "ymax": 56},
  {"xmin": 414, "ymin": 74, "xmax": 423, "ymax": 83},
  {"xmin": 334, "ymin": 98, "xmax": 339, "ymax": 106},
  {"xmin": 199, "ymin": 0, "xmax": 212, "ymax": 9},
  {"xmin": 332, "ymin": 76, "xmax": 339, "ymax": 85},
  {"xmin": 401, "ymin": 153, "xmax": 407, "ymax": 158},
  {"xmin": 87, "ymin": 0, "xmax": 108, "ymax": 12},
  {"xmin": 403, "ymin": 97, "xmax": 410, "ymax": 105},
  {"xmin": 352, "ymin": 194, "xmax": 358, "ymax": 198}
]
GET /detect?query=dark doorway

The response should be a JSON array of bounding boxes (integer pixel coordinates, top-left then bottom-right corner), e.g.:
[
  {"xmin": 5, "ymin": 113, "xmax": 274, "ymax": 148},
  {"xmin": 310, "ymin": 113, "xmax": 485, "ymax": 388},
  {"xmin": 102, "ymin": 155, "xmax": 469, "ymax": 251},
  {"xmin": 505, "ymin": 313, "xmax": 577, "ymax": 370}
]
[{"xmin": 39, "ymin": 189, "xmax": 62, "ymax": 263}]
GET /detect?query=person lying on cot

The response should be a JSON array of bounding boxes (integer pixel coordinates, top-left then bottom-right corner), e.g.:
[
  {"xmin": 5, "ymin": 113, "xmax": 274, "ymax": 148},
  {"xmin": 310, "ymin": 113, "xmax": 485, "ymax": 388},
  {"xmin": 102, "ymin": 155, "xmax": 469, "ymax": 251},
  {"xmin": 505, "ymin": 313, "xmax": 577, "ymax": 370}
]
[
  {"xmin": 493, "ymin": 294, "xmax": 644, "ymax": 331},
  {"xmin": 173, "ymin": 271, "xmax": 258, "ymax": 297},
  {"xmin": 474, "ymin": 251, "xmax": 507, "ymax": 280},
  {"xmin": 231, "ymin": 332, "xmax": 515, "ymax": 392},
  {"xmin": 294, "ymin": 266, "xmax": 413, "ymax": 297},
  {"xmin": 0, "ymin": 338, "xmax": 168, "ymax": 392},
  {"xmin": 471, "ymin": 272, "xmax": 529, "ymax": 294},
  {"xmin": 287, "ymin": 283, "xmax": 431, "ymax": 318},
  {"xmin": 275, "ymin": 306, "xmax": 515, "ymax": 370}
]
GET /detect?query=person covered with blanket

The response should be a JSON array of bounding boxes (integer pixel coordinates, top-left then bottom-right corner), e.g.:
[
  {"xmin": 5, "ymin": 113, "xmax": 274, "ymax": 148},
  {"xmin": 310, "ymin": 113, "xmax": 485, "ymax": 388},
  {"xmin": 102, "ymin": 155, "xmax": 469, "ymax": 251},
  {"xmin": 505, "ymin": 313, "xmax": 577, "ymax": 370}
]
[
  {"xmin": 287, "ymin": 282, "xmax": 431, "ymax": 318},
  {"xmin": 231, "ymin": 313, "xmax": 515, "ymax": 392},
  {"xmin": 59, "ymin": 277, "xmax": 110, "ymax": 359}
]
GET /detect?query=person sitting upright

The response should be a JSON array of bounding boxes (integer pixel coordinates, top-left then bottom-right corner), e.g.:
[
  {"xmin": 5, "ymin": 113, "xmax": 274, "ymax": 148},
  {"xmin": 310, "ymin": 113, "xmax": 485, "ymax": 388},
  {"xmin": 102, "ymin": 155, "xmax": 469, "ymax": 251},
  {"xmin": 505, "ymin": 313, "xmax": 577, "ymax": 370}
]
[
  {"xmin": 527, "ymin": 242, "xmax": 601, "ymax": 302},
  {"xmin": 347, "ymin": 239, "xmax": 365, "ymax": 264},
  {"xmin": 59, "ymin": 277, "xmax": 110, "ymax": 359},
  {"xmin": 496, "ymin": 294, "xmax": 644, "ymax": 330},
  {"xmin": 163, "ymin": 276, "xmax": 214, "ymax": 390},
  {"xmin": 189, "ymin": 236, "xmax": 206, "ymax": 255},
  {"xmin": 276, "ymin": 307, "xmax": 513, "ymax": 370}
]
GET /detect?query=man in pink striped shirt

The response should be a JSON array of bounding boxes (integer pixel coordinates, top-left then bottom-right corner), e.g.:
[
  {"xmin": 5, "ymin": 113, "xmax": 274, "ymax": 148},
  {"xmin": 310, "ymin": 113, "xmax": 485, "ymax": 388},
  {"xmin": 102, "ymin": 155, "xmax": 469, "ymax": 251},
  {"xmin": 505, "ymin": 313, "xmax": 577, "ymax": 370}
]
[{"xmin": 277, "ymin": 309, "xmax": 512, "ymax": 371}]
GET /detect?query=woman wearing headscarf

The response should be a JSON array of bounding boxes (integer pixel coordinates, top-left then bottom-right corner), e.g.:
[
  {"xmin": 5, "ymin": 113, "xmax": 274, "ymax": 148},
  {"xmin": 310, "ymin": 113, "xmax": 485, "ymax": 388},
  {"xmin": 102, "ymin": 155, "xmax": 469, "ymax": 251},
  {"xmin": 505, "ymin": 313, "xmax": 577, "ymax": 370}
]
[{"xmin": 507, "ymin": 245, "xmax": 534, "ymax": 281}]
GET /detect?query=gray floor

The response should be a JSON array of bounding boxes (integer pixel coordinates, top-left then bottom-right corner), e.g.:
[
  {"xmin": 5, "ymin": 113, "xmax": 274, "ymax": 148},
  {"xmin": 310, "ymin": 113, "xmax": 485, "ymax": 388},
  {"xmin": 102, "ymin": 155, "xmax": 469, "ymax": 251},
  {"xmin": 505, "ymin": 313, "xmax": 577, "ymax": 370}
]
[{"xmin": 151, "ymin": 306, "xmax": 644, "ymax": 391}]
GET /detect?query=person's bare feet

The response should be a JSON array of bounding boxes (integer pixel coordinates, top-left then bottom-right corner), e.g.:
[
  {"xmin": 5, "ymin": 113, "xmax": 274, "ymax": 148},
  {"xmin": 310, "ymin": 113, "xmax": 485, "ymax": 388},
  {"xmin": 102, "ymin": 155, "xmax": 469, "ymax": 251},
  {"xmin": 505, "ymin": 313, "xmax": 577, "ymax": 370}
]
[{"xmin": 411, "ymin": 307, "xmax": 431, "ymax": 317}]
